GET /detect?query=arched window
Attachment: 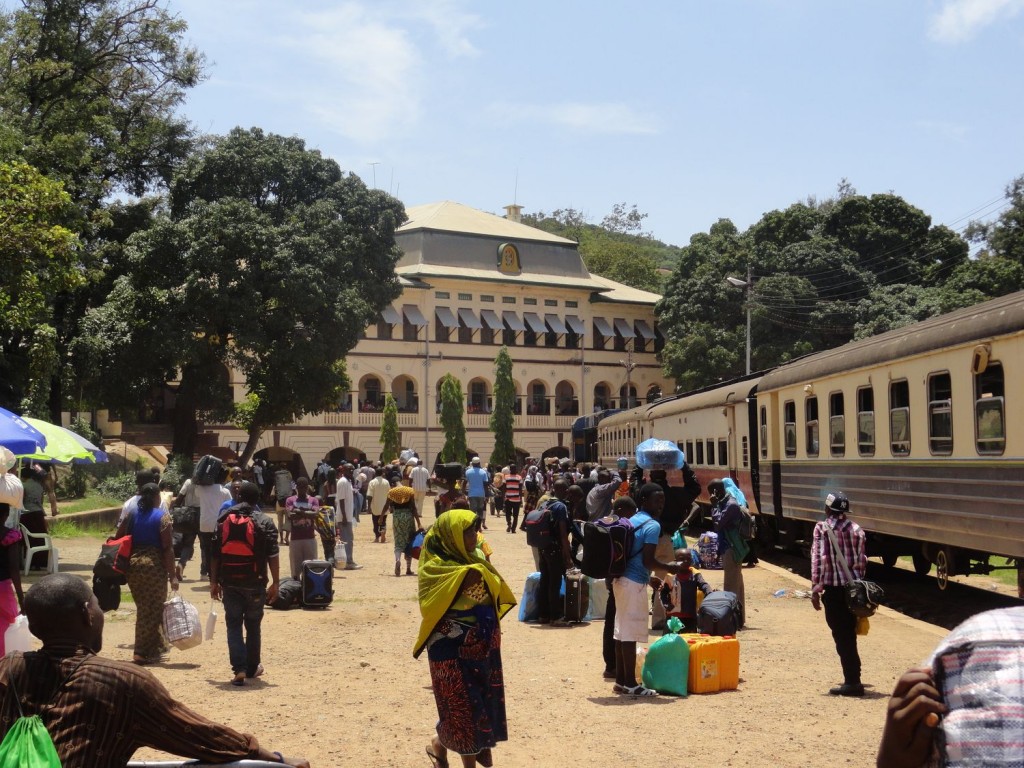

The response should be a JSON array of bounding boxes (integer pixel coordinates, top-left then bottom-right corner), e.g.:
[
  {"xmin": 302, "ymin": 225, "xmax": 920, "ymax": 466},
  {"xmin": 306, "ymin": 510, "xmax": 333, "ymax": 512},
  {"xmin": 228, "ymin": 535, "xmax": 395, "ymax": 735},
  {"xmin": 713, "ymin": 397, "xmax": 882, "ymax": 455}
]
[
  {"xmin": 555, "ymin": 380, "xmax": 577, "ymax": 416},
  {"xmin": 528, "ymin": 380, "xmax": 549, "ymax": 415},
  {"xmin": 392, "ymin": 375, "xmax": 418, "ymax": 412},
  {"xmin": 594, "ymin": 383, "xmax": 611, "ymax": 411},
  {"xmin": 360, "ymin": 375, "xmax": 383, "ymax": 410},
  {"xmin": 619, "ymin": 383, "xmax": 637, "ymax": 409},
  {"xmin": 469, "ymin": 378, "xmax": 491, "ymax": 413}
]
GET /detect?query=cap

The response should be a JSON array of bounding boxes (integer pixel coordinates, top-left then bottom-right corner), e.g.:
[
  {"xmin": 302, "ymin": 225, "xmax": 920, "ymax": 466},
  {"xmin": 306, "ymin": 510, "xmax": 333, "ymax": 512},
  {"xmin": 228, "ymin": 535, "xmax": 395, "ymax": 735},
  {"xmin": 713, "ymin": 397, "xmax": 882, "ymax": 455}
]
[
  {"xmin": 825, "ymin": 492, "xmax": 849, "ymax": 514},
  {"xmin": 471, "ymin": 457, "xmax": 481, "ymax": 464}
]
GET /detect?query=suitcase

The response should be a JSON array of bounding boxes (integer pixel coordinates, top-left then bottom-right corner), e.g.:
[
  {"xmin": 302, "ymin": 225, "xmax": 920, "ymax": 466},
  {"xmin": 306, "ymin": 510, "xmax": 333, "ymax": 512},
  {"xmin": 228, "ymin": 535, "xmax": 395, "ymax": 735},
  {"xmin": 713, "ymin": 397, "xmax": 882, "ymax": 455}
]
[
  {"xmin": 697, "ymin": 590, "xmax": 741, "ymax": 635},
  {"xmin": 564, "ymin": 570, "xmax": 589, "ymax": 623},
  {"xmin": 518, "ymin": 571, "xmax": 541, "ymax": 622},
  {"xmin": 301, "ymin": 560, "xmax": 334, "ymax": 607},
  {"xmin": 193, "ymin": 454, "xmax": 224, "ymax": 486},
  {"xmin": 435, "ymin": 462, "xmax": 464, "ymax": 483}
]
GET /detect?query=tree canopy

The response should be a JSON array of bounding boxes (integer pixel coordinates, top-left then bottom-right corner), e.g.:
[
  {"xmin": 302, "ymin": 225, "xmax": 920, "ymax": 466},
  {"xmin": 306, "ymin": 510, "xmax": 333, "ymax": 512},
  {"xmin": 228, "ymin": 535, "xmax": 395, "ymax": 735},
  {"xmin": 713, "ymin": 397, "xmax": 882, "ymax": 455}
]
[
  {"xmin": 489, "ymin": 346, "xmax": 516, "ymax": 467},
  {"xmin": 439, "ymin": 374, "xmax": 467, "ymax": 464},
  {"xmin": 656, "ymin": 180, "xmax": 1022, "ymax": 390},
  {"xmin": 75, "ymin": 127, "xmax": 406, "ymax": 458}
]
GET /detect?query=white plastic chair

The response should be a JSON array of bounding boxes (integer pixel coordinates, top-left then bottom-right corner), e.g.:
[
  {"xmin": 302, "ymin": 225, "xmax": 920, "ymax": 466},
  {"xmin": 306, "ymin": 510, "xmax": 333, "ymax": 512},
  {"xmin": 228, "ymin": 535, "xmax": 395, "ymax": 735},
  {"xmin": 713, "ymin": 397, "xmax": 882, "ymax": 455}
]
[{"xmin": 20, "ymin": 523, "xmax": 58, "ymax": 576}]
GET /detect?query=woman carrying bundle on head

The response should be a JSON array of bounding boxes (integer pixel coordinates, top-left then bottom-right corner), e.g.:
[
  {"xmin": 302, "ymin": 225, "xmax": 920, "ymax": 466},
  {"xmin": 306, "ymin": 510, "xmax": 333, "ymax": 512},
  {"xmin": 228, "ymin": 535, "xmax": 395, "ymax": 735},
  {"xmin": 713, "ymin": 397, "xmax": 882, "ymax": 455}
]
[
  {"xmin": 382, "ymin": 485, "xmax": 422, "ymax": 577},
  {"xmin": 416, "ymin": 509, "xmax": 516, "ymax": 768}
]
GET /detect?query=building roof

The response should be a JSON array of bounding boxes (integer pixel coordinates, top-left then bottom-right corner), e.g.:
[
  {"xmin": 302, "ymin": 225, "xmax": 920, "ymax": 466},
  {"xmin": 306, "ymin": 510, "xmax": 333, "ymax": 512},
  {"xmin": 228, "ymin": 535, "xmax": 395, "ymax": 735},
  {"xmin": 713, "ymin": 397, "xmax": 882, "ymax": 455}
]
[
  {"xmin": 400, "ymin": 201, "xmax": 576, "ymax": 245},
  {"xmin": 587, "ymin": 274, "xmax": 663, "ymax": 305}
]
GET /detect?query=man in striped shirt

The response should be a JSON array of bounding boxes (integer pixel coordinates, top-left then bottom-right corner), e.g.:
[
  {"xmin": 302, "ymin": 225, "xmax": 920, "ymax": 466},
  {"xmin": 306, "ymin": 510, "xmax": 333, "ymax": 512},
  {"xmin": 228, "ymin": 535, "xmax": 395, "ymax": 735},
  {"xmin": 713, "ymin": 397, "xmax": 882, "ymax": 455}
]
[
  {"xmin": 811, "ymin": 491, "xmax": 867, "ymax": 697},
  {"xmin": 503, "ymin": 465, "xmax": 523, "ymax": 533}
]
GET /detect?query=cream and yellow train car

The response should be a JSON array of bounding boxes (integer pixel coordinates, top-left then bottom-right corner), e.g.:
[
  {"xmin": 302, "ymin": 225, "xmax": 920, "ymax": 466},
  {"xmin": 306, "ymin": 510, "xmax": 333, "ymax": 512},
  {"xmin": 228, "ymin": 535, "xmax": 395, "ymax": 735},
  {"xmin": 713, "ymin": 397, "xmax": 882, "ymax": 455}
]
[
  {"xmin": 645, "ymin": 376, "xmax": 763, "ymax": 511},
  {"xmin": 756, "ymin": 291, "xmax": 1024, "ymax": 589},
  {"xmin": 595, "ymin": 404, "xmax": 654, "ymax": 470}
]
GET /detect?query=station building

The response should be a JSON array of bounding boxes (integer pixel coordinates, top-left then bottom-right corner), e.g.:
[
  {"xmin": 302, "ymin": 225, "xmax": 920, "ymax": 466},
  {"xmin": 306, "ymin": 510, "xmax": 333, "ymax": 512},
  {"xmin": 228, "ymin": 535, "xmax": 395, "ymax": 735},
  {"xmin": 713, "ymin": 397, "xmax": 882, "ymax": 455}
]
[{"xmin": 190, "ymin": 201, "xmax": 672, "ymax": 474}]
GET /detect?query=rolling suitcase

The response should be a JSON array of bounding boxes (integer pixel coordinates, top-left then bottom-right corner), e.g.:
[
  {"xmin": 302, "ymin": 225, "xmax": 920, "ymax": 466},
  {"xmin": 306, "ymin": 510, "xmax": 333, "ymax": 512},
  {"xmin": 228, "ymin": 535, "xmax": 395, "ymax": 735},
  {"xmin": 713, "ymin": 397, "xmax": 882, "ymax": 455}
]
[
  {"xmin": 301, "ymin": 560, "xmax": 334, "ymax": 607},
  {"xmin": 564, "ymin": 569, "xmax": 589, "ymax": 623}
]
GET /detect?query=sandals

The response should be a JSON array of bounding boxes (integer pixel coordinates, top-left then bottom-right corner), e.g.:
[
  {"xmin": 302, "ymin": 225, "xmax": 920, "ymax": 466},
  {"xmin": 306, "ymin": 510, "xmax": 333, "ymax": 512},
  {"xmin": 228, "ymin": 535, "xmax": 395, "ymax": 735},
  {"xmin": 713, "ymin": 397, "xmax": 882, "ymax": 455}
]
[
  {"xmin": 426, "ymin": 742, "xmax": 449, "ymax": 768},
  {"xmin": 395, "ymin": 562, "xmax": 402, "ymax": 577},
  {"xmin": 614, "ymin": 683, "xmax": 658, "ymax": 697},
  {"xmin": 247, "ymin": 664, "xmax": 264, "ymax": 679},
  {"xmin": 231, "ymin": 672, "xmax": 246, "ymax": 687}
]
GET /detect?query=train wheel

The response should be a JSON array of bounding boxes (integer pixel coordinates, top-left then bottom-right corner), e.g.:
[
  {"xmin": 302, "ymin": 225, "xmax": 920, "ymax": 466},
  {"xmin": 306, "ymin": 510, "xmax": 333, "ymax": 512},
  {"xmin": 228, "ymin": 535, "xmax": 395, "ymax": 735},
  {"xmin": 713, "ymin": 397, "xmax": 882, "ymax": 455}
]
[
  {"xmin": 881, "ymin": 552, "xmax": 898, "ymax": 568},
  {"xmin": 935, "ymin": 547, "xmax": 952, "ymax": 590},
  {"xmin": 912, "ymin": 551, "xmax": 931, "ymax": 576}
]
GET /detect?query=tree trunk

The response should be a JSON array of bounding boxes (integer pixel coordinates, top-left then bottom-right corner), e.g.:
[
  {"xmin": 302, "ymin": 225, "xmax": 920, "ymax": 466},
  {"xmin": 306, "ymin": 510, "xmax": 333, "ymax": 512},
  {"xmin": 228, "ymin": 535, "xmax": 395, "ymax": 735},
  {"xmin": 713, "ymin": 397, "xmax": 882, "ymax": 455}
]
[
  {"xmin": 172, "ymin": 369, "xmax": 199, "ymax": 458},
  {"xmin": 238, "ymin": 425, "xmax": 263, "ymax": 467}
]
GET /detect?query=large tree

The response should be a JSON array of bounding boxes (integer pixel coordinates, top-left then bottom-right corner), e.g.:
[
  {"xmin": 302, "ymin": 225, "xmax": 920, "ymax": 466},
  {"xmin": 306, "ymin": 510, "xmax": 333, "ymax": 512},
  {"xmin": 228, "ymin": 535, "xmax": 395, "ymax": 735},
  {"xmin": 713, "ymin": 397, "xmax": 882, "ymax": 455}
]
[
  {"xmin": 966, "ymin": 174, "xmax": 1024, "ymax": 274},
  {"xmin": 0, "ymin": 161, "xmax": 79, "ymax": 410},
  {"xmin": 77, "ymin": 127, "xmax": 406, "ymax": 459},
  {"xmin": 0, "ymin": 0, "xmax": 204, "ymax": 417},
  {"xmin": 489, "ymin": 346, "xmax": 515, "ymax": 467},
  {"xmin": 438, "ymin": 373, "xmax": 467, "ymax": 464}
]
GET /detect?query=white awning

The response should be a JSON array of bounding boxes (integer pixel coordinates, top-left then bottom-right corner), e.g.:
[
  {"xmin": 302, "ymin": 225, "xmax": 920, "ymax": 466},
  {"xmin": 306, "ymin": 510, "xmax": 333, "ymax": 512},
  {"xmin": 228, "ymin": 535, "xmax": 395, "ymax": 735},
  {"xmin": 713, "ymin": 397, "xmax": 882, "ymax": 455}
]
[
  {"xmin": 502, "ymin": 311, "xmax": 526, "ymax": 332},
  {"xmin": 614, "ymin": 318, "xmax": 636, "ymax": 338},
  {"xmin": 480, "ymin": 309, "xmax": 504, "ymax": 331},
  {"xmin": 523, "ymin": 312, "xmax": 547, "ymax": 334},
  {"xmin": 458, "ymin": 308, "xmax": 482, "ymax": 329},
  {"xmin": 380, "ymin": 305, "xmax": 401, "ymax": 324},
  {"xmin": 435, "ymin": 306, "xmax": 458, "ymax": 329},
  {"xmin": 635, "ymin": 319, "xmax": 656, "ymax": 340},
  {"xmin": 593, "ymin": 317, "xmax": 614, "ymax": 337},
  {"xmin": 545, "ymin": 314, "xmax": 567, "ymax": 334},
  {"xmin": 565, "ymin": 315, "xmax": 587, "ymax": 335},
  {"xmin": 403, "ymin": 304, "xmax": 427, "ymax": 327}
]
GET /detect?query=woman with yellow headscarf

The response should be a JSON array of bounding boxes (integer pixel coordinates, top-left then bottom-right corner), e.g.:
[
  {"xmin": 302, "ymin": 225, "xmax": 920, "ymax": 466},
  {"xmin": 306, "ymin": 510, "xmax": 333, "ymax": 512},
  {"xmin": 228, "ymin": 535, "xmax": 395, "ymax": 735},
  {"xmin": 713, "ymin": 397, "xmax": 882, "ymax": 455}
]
[
  {"xmin": 416, "ymin": 510, "xmax": 515, "ymax": 768},
  {"xmin": 382, "ymin": 485, "xmax": 422, "ymax": 577}
]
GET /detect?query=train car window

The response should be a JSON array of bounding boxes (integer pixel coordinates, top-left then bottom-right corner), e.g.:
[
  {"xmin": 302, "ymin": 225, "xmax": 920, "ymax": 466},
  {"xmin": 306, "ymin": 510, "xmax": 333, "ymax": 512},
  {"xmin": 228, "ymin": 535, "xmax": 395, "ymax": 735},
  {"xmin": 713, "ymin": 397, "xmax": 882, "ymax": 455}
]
[
  {"xmin": 889, "ymin": 380, "xmax": 911, "ymax": 456},
  {"xmin": 928, "ymin": 372, "xmax": 953, "ymax": 455},
  {"xmin": 805, "ymin": 396, "xmax": 820, "ymax": 457},
  {"xmin": 975, "ymin": 362, "xmax": 1005, "ymax": 455},
  {"xmin": 857, "ymin": 386, "xmax": 875, "ymax": 456},
  {"xmin": 685, "ymin": 441, "xmax": 695, "ymax": 463},
  {"xmin": 829, "ymin": 392, "xmax": 845, "ymax": 456},
  {"xmin": 718, "ymin": 439, "xmax": 728, "ymax": 466},
  {"xmin": 706, "ymin": 439, "xmax": 716, "ymax": 465},
  {"xmin": 695, "ymin": 440, "xmax": 705, "ymax": 464},
  {"xmin": 759, "ymin": 406, "xmax": 768, "ymax": 459},
  {"xmin": 784, "ymin": 400, "xmax": 797, "ymax": 457},
  {"xmin": 742, "ymin": 436, "xmax": 749, "ymax": 468}
]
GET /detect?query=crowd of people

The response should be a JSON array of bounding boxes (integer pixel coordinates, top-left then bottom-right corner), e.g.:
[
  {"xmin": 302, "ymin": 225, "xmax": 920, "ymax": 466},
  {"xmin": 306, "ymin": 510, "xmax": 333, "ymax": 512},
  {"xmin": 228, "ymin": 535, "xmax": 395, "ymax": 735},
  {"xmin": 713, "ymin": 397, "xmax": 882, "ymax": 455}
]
[{"xmin": 0, "ymin": 446, "xmax": 1016, "ymax": 767}]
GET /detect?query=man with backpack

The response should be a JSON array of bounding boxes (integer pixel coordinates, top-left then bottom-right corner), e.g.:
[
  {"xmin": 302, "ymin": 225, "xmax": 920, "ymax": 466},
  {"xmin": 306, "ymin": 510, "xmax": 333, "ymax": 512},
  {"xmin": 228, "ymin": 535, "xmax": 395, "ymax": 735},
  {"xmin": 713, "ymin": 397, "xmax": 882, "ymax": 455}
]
[
  {"xmin": 209, "ymin": 482, "xmax": 280, "ymax": 687},
  {"xmin": 0, "ymin": 573, "xmax": 308, "ymax": 767},
  {"xmin": 527, "ymin": 479, "xmax": 575, "ymax": 626}
]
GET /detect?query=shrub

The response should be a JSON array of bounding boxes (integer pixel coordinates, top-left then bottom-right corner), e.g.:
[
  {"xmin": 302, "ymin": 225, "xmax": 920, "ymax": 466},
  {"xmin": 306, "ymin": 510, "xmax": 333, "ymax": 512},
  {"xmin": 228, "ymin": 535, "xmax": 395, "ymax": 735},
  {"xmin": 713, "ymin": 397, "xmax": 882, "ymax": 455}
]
[{"xmin": 96, "ymin": 472, "xmax": 138, "ymax": 502}]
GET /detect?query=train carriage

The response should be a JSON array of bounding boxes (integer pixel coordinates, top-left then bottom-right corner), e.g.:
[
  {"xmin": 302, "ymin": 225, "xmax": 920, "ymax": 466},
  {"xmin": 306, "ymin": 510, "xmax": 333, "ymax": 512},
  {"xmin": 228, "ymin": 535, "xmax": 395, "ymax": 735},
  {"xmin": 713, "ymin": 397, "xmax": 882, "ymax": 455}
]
[{"xmin": 756, "ymin": 291, "xmax": 1024, "ymax": 589}]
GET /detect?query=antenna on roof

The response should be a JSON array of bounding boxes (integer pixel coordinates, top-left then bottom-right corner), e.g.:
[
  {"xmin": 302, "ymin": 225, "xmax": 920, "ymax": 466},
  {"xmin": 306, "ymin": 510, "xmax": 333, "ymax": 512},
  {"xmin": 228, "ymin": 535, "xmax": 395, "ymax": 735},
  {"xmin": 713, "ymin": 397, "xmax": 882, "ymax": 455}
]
[{"xmin": 513, "ymin": 167, "xmax": 518, "ymax": 205}]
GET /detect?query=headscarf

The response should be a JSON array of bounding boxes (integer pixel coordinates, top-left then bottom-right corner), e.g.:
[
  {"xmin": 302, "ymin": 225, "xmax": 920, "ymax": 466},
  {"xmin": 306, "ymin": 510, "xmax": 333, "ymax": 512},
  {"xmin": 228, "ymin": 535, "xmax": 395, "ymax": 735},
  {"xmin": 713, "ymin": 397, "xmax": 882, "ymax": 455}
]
[
  {"xmin": 721, "ymin": 478, "xmax": 747, "ymax": 508},
  {"xmin": 413, "ymin": 509, "xmax": 516, "ymax": 657},
  {"xmin": 387, "ymin": 485, "xmax": 416, "ymax": 506}
]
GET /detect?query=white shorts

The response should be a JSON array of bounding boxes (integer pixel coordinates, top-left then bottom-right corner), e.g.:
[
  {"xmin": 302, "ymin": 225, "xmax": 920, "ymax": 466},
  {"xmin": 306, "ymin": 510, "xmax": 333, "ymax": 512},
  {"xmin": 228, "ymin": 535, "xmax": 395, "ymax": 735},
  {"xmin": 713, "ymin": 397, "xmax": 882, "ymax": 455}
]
[{"xmin": 612, "ymin": 578, "xmax": 650, "ymax": 643}]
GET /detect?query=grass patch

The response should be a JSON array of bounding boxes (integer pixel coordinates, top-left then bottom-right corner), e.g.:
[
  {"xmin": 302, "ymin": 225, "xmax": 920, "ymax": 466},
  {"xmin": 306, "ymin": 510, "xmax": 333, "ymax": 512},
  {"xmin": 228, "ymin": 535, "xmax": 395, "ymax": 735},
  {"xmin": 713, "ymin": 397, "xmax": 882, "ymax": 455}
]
[
  {"xmin": 48, "ymin": 519, "xmax": 112, "ymax": 539},
  {"xmin": 57, "ymin": 491, "xmax": 122, "ymax": 515}
]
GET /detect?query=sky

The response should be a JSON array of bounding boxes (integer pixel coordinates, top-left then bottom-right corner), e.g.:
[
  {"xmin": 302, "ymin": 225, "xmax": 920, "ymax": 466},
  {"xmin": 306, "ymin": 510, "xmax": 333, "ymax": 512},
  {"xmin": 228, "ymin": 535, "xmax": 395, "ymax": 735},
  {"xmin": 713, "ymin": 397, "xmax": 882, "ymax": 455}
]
[{"xmin": 158, "ymin": 1, "xmax": 1022, "ymax": 246}]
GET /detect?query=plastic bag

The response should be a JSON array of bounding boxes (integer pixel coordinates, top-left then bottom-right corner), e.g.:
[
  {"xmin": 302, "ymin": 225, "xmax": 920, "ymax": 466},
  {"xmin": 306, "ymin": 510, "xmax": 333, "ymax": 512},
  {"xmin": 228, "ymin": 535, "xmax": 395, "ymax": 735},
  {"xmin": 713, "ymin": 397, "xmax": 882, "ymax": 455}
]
[
  {"xmin": 642, "ymin": 632, "xmax": 690, "ymax": 696},
  {"xmin": 162, "ymin": 595, "xmax": 203, "ymax": 650},
  {"xmin": 635, "ymin": 438, "xmax": 684, "ymax": 470},
  {"xmin": 0, "ymin": 715, "xmax": 61, "ymax": 767},
  {"xmin": 205, "ymin": 605, "xmax": 218, "ymax": 641},
  {"xmin": 4, "ymin": 615, "xmax": 32, "ymax": 653}
]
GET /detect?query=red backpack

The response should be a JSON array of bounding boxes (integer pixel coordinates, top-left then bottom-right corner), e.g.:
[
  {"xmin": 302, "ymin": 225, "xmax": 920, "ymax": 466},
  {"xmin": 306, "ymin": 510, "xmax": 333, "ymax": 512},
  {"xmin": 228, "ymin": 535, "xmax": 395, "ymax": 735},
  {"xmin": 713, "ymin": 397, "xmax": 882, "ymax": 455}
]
[{"xmin": 218, "ymin": 508, "xmax": 258, "ymax": 582}]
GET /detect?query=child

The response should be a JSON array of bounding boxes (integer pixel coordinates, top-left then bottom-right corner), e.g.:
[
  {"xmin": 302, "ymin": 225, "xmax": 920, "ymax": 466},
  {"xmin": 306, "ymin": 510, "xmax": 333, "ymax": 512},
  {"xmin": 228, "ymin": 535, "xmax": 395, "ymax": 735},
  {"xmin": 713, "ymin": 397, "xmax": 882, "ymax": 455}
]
[
  {"xmin": 0, "ymin": 505, "xmax": 24, "ymax": 654},
  {"xmin": 659, "ymin": 548, "xmax": 713, "ymax": 632}
]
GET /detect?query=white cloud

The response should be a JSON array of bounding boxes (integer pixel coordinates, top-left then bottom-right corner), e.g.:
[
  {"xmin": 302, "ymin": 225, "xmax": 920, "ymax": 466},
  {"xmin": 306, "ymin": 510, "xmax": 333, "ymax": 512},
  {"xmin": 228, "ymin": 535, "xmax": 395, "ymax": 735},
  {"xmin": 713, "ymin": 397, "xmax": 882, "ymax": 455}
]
[
  {"xmin": 489, "ymin": 102, "xmax": 660, "ymax": 136},
  {"xmin": 928, "ymin": 0, "xmax": 1024, "ymax": 43}
]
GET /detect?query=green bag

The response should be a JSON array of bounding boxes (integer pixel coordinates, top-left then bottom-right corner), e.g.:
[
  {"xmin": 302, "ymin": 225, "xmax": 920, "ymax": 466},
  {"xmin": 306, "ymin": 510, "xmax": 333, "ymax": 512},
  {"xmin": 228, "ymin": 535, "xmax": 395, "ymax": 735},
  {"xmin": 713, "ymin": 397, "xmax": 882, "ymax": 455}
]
[
  {"xmin": 640, "ymin": 630, "xmax": 690, "ymax": 696},
  {"xmin": 0, "ymin": 714, "xmax": 61, "ymax": 767}
]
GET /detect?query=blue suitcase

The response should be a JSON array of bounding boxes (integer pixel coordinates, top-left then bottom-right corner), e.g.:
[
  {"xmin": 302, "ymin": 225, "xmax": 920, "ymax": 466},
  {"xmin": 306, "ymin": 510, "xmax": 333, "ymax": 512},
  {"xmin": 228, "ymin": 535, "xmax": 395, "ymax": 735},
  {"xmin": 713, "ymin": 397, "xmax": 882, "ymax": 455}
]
[{"xmin": 301, "ymin": 559, "xmax": 334, "ymax": 607}]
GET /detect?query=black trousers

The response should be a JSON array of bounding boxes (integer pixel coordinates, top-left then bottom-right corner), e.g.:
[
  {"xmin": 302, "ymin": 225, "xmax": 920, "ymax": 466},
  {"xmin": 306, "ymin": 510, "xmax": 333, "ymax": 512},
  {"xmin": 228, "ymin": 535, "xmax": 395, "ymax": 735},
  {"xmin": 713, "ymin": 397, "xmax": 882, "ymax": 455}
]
[
  {"xmin": 823, "ymin": 585, "xmax": 861, "ymax": 685},
  {"xmin": 504, "ymin": 501, "xmax": 520, "ymax": 531},
  {"xmin": 602, "ymin": 580, "xmax": 616, "ymax": 672},
  {"xmin": 537, "ymin": 546, "xmax": 564, "ymax": 622}
]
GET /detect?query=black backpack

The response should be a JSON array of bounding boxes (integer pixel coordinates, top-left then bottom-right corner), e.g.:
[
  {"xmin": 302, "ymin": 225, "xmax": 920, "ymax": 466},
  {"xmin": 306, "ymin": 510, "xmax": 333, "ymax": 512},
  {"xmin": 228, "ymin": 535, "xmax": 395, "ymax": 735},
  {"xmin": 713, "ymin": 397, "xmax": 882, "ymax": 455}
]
[
  {"xmin": 270, "ymin": 578, "xmax": 302, "ymax": 610},
  {"xmin": 193, "ymin": 455, "xmax": 223, "ymax": 486},
  {"xmin": 580, "ymin": 516, "xmax": 636, "ymax": 579}
]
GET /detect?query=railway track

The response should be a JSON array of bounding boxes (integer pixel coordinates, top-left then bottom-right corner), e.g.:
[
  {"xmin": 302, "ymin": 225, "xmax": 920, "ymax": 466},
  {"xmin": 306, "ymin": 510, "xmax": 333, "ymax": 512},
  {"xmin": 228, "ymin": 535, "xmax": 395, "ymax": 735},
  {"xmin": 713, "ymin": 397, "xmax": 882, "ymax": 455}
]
[{"xmin": 758, "ymin": 547, "xmax": 1022, "ymax": 630}]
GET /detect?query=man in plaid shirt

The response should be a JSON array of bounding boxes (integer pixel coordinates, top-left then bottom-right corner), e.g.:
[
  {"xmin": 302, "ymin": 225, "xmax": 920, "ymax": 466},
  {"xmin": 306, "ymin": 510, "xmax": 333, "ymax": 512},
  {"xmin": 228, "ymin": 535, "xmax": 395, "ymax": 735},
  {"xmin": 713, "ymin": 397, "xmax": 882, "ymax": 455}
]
[{"xmin": 810, "ymin": 491, "xmax": 867, "ymax": 697}]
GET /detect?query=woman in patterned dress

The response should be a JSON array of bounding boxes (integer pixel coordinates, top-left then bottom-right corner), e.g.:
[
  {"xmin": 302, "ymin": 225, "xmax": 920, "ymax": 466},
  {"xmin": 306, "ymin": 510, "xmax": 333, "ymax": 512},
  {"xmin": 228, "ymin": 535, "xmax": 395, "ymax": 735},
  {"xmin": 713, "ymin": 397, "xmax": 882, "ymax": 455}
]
[
  {"xmin": 383, "ymin": 485, "xmax": 422, "ymax": 577},
  {"xmin": 415, "ymin": 510, "xmax": 516, "ymax": 768},
  {"xmin": 114, "ymin": 483, "xmax": 178, "ymax": 664}
]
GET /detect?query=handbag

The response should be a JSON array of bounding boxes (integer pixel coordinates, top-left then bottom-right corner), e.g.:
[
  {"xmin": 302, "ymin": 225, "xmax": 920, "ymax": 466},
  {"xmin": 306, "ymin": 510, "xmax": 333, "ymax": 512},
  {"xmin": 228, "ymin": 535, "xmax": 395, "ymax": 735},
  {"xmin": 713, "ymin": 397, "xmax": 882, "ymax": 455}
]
[
  {"xmin": 98, "ymin": 534, "xmax": 132, "ymax": 577},
  {"xmin": 824, "ymin": 525, "xmax": 884, "ymax": 617}
]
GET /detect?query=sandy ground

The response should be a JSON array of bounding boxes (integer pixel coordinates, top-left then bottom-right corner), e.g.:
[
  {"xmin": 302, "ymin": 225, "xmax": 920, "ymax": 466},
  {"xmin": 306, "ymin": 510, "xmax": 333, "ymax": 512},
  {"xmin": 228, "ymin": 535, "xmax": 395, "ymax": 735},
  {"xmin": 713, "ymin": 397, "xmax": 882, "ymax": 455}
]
[{"xmin": 32, "ymin": 514, "xmax": 951, "ymax": 768}]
